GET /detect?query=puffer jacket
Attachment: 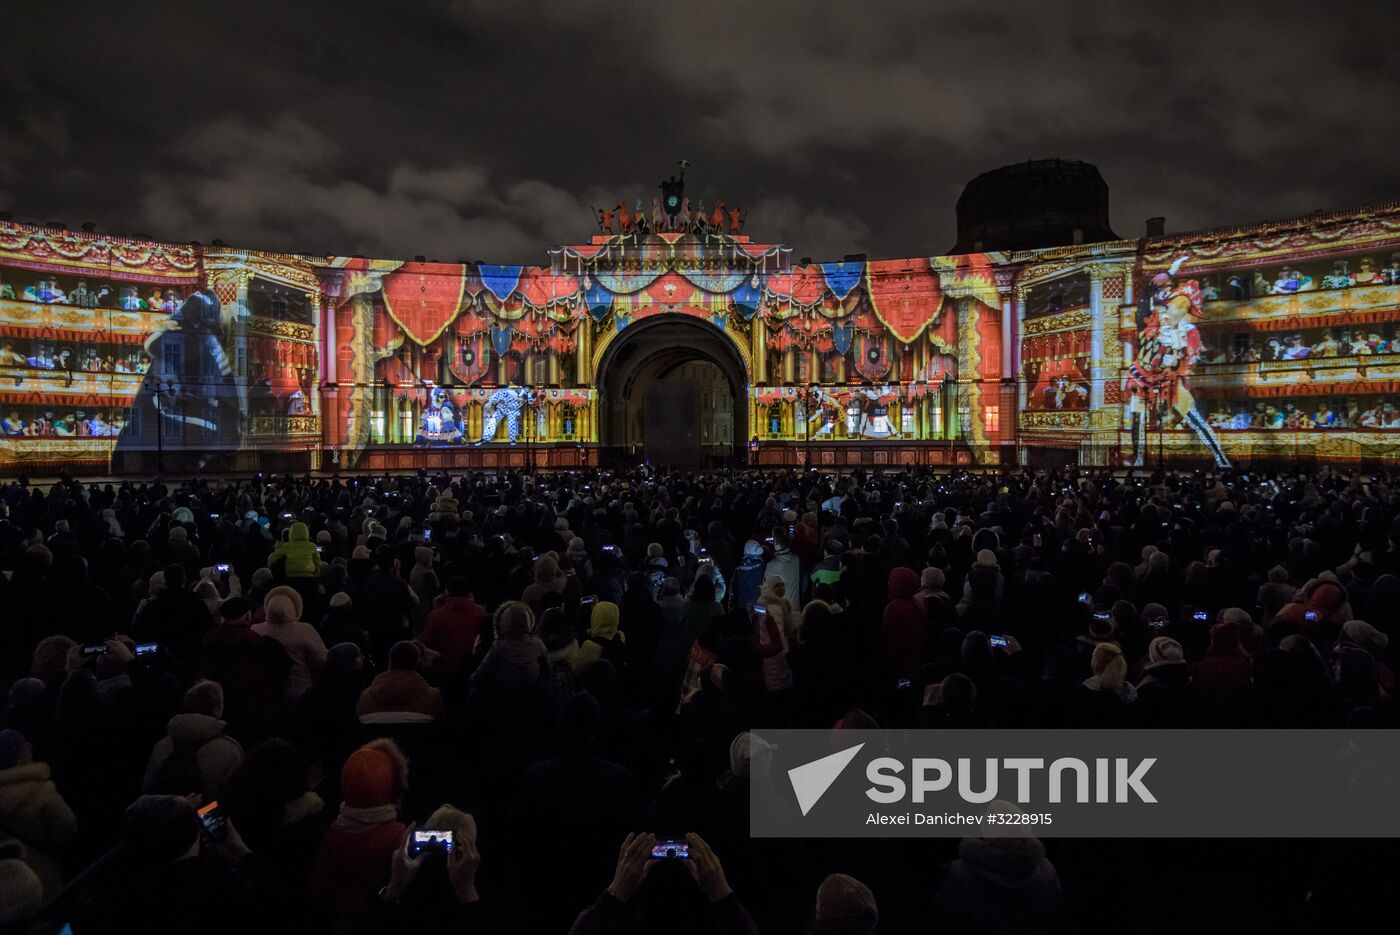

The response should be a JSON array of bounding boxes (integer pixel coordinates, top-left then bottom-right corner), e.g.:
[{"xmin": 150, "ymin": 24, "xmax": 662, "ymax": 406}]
[
  {"xmin": 271, "ymin": 522, "xmax": 322, "ymax": 579},
  {"xmin": 0, "ymin": 762, "xmax": 76, "ymax": 853}
]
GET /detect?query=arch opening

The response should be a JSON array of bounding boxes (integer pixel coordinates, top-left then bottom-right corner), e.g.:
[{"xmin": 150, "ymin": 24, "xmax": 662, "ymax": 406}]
[{"xmin": 595, "ymin": 316, "xmax": 749, "ymax": 467}]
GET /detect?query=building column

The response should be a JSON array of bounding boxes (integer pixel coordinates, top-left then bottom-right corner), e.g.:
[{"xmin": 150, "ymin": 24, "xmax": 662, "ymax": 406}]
[
  {"xmin": 1000, "ymin": 296, "xmax": 1013, "ymax": 378},
  {"xmin": 1088, "ymin": 269, "xmax": 1107, "ymax": 411},
  {"xmin": 1014, "ymin": 289, "xmax": 1028, "ymax": 410},
  {"xmin": 752, "ymin": 320, "xmax": 767, "ymax": 384}
]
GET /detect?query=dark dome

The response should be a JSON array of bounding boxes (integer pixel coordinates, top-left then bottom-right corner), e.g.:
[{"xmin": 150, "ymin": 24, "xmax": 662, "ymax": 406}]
[{"xmin": 951, "ymin": 159, "xmax": 1118, "ymax": 254}]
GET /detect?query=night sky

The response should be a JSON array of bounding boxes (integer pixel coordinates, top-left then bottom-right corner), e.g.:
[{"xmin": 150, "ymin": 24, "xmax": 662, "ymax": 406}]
[{"xmin": 5, "ymin": 1, "xmax": 1399, "ymax": 263}]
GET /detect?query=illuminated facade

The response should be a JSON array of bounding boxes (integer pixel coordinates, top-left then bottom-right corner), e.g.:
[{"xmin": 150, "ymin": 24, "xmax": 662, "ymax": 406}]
[{"xmin": 3, "ymin": 195, "xmax": 1400, "ymax": 474}]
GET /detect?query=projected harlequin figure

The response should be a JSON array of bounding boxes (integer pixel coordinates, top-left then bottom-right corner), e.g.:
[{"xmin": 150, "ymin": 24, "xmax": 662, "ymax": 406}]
[
  {"xmin": 478, "ymin": 386, "xmax": 533, "ymax": 444},
  {"xmin": 807, "ymin": 389, "xmax": 840, "ymax": 437},
  {"xmin": 1127, "ymin": 257, "xmax": 1231, "ymax": 468},
  {"xmin": 414, "ymin": 387, "xmax": 462, "ymax": 445}
]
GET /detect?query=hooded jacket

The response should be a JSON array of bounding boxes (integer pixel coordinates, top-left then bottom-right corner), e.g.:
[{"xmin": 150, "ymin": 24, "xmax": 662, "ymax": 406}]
[
  {"xmin": 142, "ymin": 713, "xmax": 245, "ymax": 800},
  {"xmin": 569, "ymin": 601, "xmax": 626, "ymax": 673},
  {"xmin": 764, "ymin": 543, "xmax": 802, "ymax": 607},
  {"xmin": 730, "ymin": 540, "xmax": 768, "ymax": 611},
  {"xmin": 421, "ymin": 595, "xmax": 486, "ymax": 671},
  {"xmin": 934, "ymin": 834, "xmax": 1059, "ymax": 934},
  {"xmin": 271, "ymin": 522, "xmax": 322, "ymax": 579},
  {"xmin": 880, "ymin": 567, "xmax": 925, "ymax": 681}
]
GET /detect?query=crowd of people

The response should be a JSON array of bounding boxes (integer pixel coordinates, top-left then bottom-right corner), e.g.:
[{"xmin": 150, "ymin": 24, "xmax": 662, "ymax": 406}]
[{"xmin": 0, "ymin": 463, "xmax": 1398, "ymax": 933}]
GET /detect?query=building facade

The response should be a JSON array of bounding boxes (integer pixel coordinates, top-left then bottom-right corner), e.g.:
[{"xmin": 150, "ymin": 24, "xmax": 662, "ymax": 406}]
[{"xmin": 2, "ymin": 196, "xmax": 1399, "ymax": 474}]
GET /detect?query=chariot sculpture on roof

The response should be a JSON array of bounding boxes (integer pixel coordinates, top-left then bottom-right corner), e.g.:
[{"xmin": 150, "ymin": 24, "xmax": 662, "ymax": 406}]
[{"xmin": 594, "ymin": 161, "xmax": 746, "ymax": 237}]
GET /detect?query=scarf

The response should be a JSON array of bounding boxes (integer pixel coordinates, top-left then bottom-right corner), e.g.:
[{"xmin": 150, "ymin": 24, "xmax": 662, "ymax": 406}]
[{"xmin": 334, "ymin": 803, "xmax": 398, "ymax": 831}]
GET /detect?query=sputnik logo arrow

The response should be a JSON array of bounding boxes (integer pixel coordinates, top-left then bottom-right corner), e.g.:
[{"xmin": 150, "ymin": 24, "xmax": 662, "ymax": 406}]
[{"xmin": 788, "ymin": 743, "xmax": 865, "ymax": 816}]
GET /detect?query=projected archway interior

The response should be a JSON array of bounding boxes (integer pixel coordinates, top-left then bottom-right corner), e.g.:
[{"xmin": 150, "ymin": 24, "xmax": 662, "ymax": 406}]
[{"xmin": 596, "ymin": 316, "xmax": 748, "ymax": 466}]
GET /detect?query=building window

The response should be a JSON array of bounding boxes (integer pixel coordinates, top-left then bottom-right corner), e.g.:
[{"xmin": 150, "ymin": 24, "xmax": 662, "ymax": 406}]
[
  {"xmin": 928, "ymin": 401, "xmax": 942, "ymax": 438},
  {"xmin": 234, "ymin": 342, "xmax": 248, "ymax": 378},
  {"xmin": 902, "ymin": 405, "xmax": 916, "ymax": 435},
  {"xmin": 984, "ymin": 405, "xmax": 1000, "ymax": 434},
  {"xmin": 371, "ymin": 410, "xmax": 386, "ymax": 444},
  {"xmin": 162, "ymin": 339, "xmax": 182, "ymax": 376}
]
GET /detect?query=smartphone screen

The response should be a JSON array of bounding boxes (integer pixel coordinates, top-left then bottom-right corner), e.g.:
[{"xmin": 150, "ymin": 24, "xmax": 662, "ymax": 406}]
[
  {"xmin": 753, "ymin": 604, "xmax": 767, "ymax": 615},
  {"xmin": 409, "ymin": 829, "xmax": 454, "ymax": 856},
  {"xmin": 651, "ymin": 838, "xmax": 689, "ymax": 860},
  {"xmin": 215, "ymin": 563, "xmax": 231, "ymax": 574},
  {"xmin": 198, "ymin": 801, "xmax": 227, "ymax": 840},
  {"xmin": 988, "ymin": 635, "xmax": 1008, "ymax": 648},
  {"xmin": 422, "ymin": 529, "xmax": 431, "ymax": 541},
  {"xmin": 1193, "ymin": 611, "xmax": 1210, "ymax": 622},
  {"xmin": 134, "ymin": 642, "xmax": 159, "ymax": 656},
  {"xmin": 1077, "ymin": 591, "xmax": 1090, "ymax": 605},
  {"xmin": 82, "ymin": 644, "xmax": 106, "ymax": 656},
  {"xmin": 580, "ymin": 595, "xmax": 597, "ymax": 609}
]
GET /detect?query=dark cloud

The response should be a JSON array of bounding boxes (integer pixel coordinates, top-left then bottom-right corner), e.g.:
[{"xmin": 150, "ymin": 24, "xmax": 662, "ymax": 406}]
[{"xmin": 6, "ymin": 0, "xmax": 1400, "ymax": 261}]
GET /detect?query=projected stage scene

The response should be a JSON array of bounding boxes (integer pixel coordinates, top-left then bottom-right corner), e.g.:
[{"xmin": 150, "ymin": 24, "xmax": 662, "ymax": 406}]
[{"xmin": 4, "ymin": 168, "xmax": 1400, "ymax": 473}]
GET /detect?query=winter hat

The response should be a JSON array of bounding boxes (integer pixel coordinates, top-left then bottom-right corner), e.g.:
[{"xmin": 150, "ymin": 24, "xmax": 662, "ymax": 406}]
[
  {"xmin": 729, "ymin": 731, "xmax": 778, "ymax": 778},
  {"xmin": 0, "ymin": 858, "xmax": 42, "ymax": 927},
  {"xmin": 743, "ymin": 539, "xmax": 765, "ymax": 558},
  {"xmin": 1268, "ymin": 565, "xmax": 1291, "ymax": 583},
  {"xmin": 1144, "ymin": 636, "xmax": 1186, "ymax": 671},
  {"xmin": 553, "ymin": 517, "xmax": 570, "ymax": 532},
  {"xmin": 325, "ymin": 642, "xmax": 364, "ymax": 674},
  {"xmin": 567, "ymin": 537, "xmax": 587, "ymax": 557},
  {"xmin": 1142, "ymin": 602, "xmax": 1169, "ymax": 624},
  {"xmin": 423, "ymin": 805, "xmax": 478, "ymax": 848},
  {"xmin": 264, "ymin": 584, "xmax": 304, "ymax": 622},
  {"xmin": 329, "ymin": 591, "xmax": 352, "ymax": 609},
  {"xmin": 168, "ymin": 526, "xmax": 188, "ymax": 542},
  {"xmin": 920, "ymin": 567, "xmax": 946, "ymax": 590},
  {"xmin": 1088, "ymin": 614, "xmax": 1116, "ymax": 641},
  {"xmin": 1341, "ymin": 619, "xmax": 1389, "ymax": 654},
  {"xmin": 975, "ymin": 549, "xmax": 998, "ymax": 568},
  {"xmin": 341, "ymin": 741, "xmax": 405, "ymax": 808},
  {"xmin": 125, "ymin": 795, "xmax": 201, "ymax": 863},
  {"xmin": 815, "ymin": 873, "xmax": 879, "ymax": 932},
  {"xmin": 1090, "ymin": 642, "xmax": 1127, "ymax": 690},
  {"xmin": 352, "ymin": 545, "xmax": 372, "ymax": 560},
  {"xmin": 316, "ymin": 530, "xmax": 332, "ymax": 545},
  {"xmin": 172, "ymin": 506, "xmax": 195, "ymax": 524},
  {"xmin": 0, "ymin": 729, "xmax": 26, "ymax": 770},
  {"xmin": 6, "ymin": 678, "xmax": 45, "ymax": 707},
  {"xmin": 250, "ymin": 567, "xmax": 274, "ymax": 590},
  {"xmin": 534, "ymin": 555, "xmax": 563, "ymax": 583},
  {"xmin": 782, "ymin": 509, "xmax": 798, "ymax": 523},
  {"xmin": 1308, "ymin": 582, "xmax": 1346, "ymax": 615}
]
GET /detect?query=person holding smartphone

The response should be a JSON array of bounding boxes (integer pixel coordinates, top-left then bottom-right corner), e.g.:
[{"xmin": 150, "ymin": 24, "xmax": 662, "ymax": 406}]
[{"xmin": 375, "ymin": 808, "xmax": 483, "ymax": 927}]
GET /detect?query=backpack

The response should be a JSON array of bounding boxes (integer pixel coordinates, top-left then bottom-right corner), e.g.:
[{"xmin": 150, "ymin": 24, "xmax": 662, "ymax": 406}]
[{"xmin": 148, "ymin": 738, "xmax": 205, "ymax": 797}]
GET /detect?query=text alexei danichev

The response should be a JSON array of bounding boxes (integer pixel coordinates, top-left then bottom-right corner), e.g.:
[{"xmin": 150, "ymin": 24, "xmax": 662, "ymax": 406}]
[{"xmin": 865, "ymin": 812, "xmax": 1054, "ymax": 826}]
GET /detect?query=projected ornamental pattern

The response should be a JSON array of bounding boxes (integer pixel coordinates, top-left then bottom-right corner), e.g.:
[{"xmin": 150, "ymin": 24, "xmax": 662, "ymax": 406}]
[{"xmin": 3, "ymin": 195, "xmax": 1400, "ymax": 473}]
